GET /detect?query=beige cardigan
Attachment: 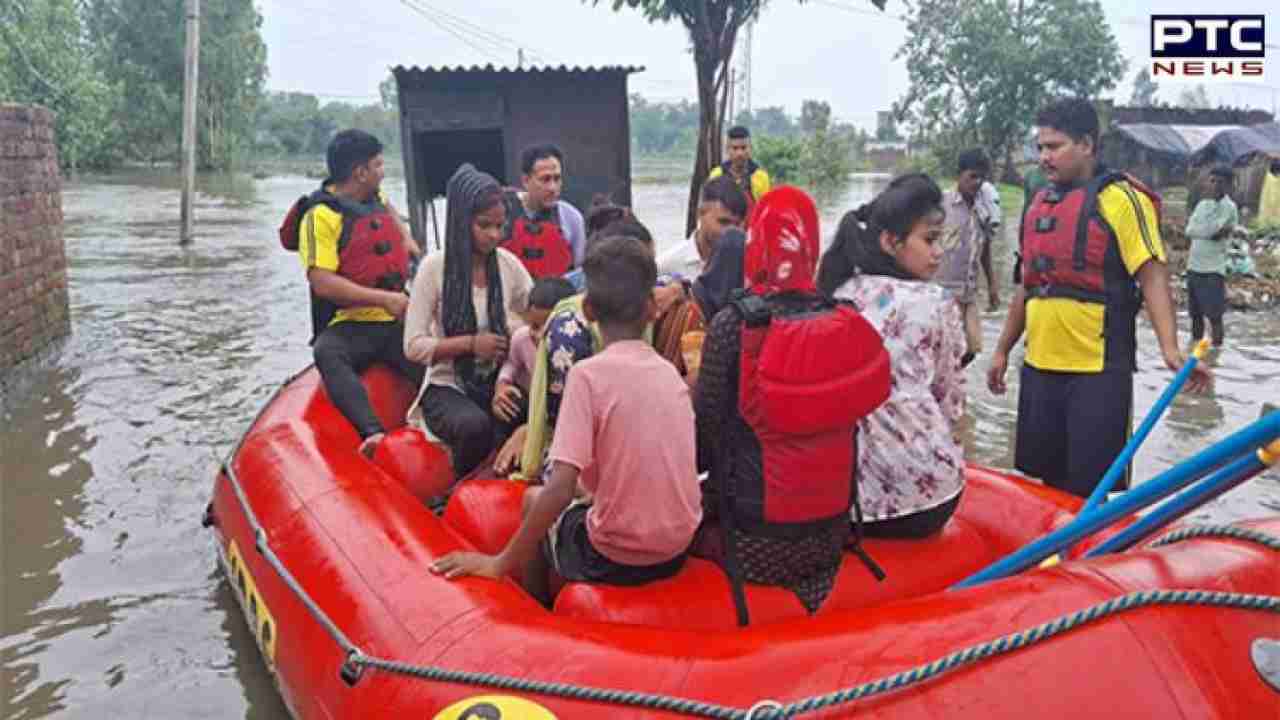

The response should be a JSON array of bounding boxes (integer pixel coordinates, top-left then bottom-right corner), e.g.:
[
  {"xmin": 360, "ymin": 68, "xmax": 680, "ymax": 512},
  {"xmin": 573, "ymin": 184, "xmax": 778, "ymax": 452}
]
[{"xmin": 403, "ymin": 248, "xmax": 533, "ymax": 426}]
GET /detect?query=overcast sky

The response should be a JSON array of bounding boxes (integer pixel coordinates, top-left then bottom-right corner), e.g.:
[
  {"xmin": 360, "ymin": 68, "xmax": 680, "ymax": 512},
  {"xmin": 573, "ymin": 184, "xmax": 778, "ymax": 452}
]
[{"xmin": 259, "ymin": 0, "xmax": 1277, "ymax": 132}]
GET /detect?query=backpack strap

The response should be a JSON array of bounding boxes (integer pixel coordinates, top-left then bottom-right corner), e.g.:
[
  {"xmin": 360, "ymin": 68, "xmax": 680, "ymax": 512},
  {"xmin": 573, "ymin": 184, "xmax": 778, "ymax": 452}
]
[
  {"xmin": 847, "ymin": 432, "xmax": 886, "ymax": 582},
  {"xmin": 716, "ymin": 296, "xmax": 756, "ymax": 627}
]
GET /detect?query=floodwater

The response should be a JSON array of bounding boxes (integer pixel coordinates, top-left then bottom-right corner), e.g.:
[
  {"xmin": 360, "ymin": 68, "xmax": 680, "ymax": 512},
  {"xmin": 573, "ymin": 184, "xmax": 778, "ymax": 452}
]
[{"xmin": 2, "ymin": 170, "xmax": 1278, "ymax": 719}]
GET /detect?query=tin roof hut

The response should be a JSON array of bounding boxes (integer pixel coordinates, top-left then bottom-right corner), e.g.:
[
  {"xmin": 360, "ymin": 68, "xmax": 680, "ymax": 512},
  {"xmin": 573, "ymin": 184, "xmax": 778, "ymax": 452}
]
[{"xmin": 392, "ymin": 64, "xmax": 642, "ymax": 248}]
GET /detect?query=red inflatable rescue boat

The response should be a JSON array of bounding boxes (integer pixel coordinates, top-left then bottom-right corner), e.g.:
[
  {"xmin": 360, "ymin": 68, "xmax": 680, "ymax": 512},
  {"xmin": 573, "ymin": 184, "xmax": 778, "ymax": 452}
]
[{"xmin": 206, "ymin": 366, "xmax": 1280, "ymax": 719}]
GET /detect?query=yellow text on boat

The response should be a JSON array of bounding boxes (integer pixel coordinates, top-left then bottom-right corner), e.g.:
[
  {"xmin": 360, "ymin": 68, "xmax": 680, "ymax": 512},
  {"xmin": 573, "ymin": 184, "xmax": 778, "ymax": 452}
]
[{"xmin": 226, "ymin": 540, "xmax": 278, "ymax": 664}]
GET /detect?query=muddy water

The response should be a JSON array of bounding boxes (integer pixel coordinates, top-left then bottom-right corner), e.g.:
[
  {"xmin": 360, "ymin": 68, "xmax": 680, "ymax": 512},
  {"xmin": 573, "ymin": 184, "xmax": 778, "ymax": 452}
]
[{"xmin": 2, "ymin": 170, "xmax": 1278, "ymax": 719}]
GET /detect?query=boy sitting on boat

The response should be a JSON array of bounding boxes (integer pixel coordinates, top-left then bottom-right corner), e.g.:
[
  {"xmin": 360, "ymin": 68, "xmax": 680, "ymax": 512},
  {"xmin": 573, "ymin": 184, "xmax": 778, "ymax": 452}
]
[{"xmin": 432, "ymin": 236, "xmax": 702, "ymax": 604}]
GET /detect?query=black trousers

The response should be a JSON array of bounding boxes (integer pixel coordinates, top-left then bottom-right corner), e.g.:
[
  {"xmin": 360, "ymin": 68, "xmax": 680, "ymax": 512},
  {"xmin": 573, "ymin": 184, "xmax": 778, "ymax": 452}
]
[
  {"xmin": 312, "ymin": 320, "xmax": 423, "ymax": 439},
  {"xmin": 1014, "ymin": 365, "xmax": 1133, "ymax": 499},
  {"xmin": 861, "ymin": 493, "xmax": 962, "ymax": 539},
  {"xmin": 420, "ymin": 383, "xmax": 511, "ymax": 479},
  {"xmin": 1186, "ymin": 271, "xmax": 1226, "ymax": 345}
]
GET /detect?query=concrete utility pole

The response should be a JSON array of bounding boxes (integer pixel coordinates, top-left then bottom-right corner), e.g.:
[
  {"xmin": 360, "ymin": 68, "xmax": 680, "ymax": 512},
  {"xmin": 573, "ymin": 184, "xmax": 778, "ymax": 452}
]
[
  {"xmin": 744, "ymin": 20, "xmax": 753, "ymax": 116},
  {"xmin": 179, "ymin": 0, "xmax": 200, "ymax": 245}
]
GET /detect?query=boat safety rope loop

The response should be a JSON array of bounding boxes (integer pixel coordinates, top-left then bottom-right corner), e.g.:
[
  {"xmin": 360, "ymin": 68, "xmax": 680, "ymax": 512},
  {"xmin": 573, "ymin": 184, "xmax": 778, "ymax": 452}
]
[
  {"xmin": 346, "ymin": 589, "xmax": 1280, "ymax": 719},
  {"xmin": 216, "ymin": 397, "xmax": 1280, "ymax": 720},
  {"xmin": 1147, "ymin": 524, "xmax": 1280, "ymax": 551}
]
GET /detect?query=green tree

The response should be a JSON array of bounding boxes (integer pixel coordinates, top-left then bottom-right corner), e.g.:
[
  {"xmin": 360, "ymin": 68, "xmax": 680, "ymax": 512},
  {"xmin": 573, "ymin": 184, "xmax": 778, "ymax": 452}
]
[
  {"xmin": 1177, "ymin": 84, "xmax": 1212, "ymax": 110},
  {"xmin": 799, "ymin": 99, "xmax": 831, "ymax": 135},
  {"xmin": 733, "ymin": 105, "xmax": 797, "ymax": 138},
  {"xmin": 589, "ymin": 0, "xmax": 888, "ymax": 234},
  {"xmin": 380, "ymin": 74, "xmax": 399, "ymax": 114},
  {"xmin": 87, "ymin": 0, "xmax": 265, "ymax": 170},
  {"xmin": 896, "ymin": 0, "xmax": 1123, "ymax": 179},
  {"xmin": 198, "ymin": 0, "xmax": 267, "ymax": 169},
  {"xmin": 1130, "ymin": 68, "xmax": 1158, "ymax": 106},
  {"xmin": 630, "ymin": 94, "xmax": 700, "ymax": 155},
  {"xmin": 752, "ymin": 135, "xmax": 803, "ymax": 183},
  {"xmin": 0, "ymin": 0, "xmax": 122, "ymax": 171}
]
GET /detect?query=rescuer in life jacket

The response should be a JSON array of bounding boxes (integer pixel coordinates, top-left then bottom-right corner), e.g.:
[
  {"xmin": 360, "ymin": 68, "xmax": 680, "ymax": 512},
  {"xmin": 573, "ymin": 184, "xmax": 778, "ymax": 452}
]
[
  {"xmin": 707, "ymin": 125, "xmax": 772, "ymax": 214},
  {"xmin": 502, "ymin": 144, "xmax": 587, "ymax": 279},
  {"xmin": 987, "ymin": 98, "xmax": 1211, "ymax": 498},
  {"xmin": 292, "ymin": 129, "xmax": 424, "ymax": 459},
  {"xmin": 694, "ymin": 187, "xmax": 892, "ymax": 625},
  {"xmin": 821, "ymin": 174, "xmax": 968, "ymax": 538}
]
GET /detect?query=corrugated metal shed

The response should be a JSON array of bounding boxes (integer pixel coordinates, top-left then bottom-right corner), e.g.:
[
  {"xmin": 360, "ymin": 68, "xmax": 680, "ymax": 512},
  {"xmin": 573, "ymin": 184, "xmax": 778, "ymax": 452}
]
[{"xmin": 392, "ymin": 64, "xmax": 643, "ymax": 249}]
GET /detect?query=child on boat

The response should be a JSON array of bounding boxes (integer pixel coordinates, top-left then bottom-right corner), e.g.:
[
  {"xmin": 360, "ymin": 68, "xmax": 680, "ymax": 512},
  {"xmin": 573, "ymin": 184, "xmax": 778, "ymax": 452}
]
[
  {"xmin": 491, "ymin": 277, "xmax": 576, "ymax": 429},
  {"xmin": 502, "ymin": 216, "xmax": 703, "ymax": 479},
  {"xmin": 432, "ymin": 236, "xmax": 702, "ymax": 605},
  {"xmin": 817, "ymin": 174, "xmax": 968, "ymax": 537}
]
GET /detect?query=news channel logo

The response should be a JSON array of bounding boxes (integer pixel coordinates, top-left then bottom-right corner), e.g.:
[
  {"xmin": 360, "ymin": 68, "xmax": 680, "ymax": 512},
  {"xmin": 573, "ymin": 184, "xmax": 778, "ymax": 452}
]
[{"xmin": 1150, "ymin": 15, "xmax": 1266, "ymax": 82}]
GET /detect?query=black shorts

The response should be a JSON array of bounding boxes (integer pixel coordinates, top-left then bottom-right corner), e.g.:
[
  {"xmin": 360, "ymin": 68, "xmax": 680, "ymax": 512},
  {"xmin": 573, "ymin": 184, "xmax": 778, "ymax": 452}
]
[
  {"xmin": 542, "ymin": 501, "xmax": 687, "ymax": 585},
  {"xmin": 1186, "ymin": 271, "xmax": 1226, "ymax": 319},
  {"xmin": 1014, "ymin": 365, "xmax": 1133, "ymax": 499}
]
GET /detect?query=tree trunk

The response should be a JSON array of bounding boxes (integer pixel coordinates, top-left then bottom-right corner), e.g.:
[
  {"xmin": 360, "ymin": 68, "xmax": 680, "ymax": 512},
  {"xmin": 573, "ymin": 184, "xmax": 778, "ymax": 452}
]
[
  {"xmin": 685, "ymin": 4, "xmax": 739, "ymax": 237},
  {"xmin": 686, "ymin": 41, "xmax": 722, "ymax": 236}
]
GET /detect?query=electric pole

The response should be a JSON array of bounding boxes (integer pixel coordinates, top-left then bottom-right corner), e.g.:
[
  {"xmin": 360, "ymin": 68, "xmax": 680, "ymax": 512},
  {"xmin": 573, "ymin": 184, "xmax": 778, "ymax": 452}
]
[
  {"xmin": 745, "ymin": 20, "xmax": 754, "ymax": 117},
  {"xmin": 179, "ymin": 0, "xmax": 200, "ymax": 245}
]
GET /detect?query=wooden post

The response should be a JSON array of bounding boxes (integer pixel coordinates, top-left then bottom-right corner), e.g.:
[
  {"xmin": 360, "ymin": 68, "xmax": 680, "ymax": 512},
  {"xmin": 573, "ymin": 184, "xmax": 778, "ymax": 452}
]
[{"xmin": 179, "ymin": 0, "xmax": 201, "ymax": 245}]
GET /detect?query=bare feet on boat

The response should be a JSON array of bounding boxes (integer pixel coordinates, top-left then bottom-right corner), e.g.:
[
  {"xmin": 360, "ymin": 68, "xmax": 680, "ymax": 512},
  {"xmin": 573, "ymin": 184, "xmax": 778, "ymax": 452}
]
[{"xmin": 359, "ymin": 432, "xmax": 385, "ymax": 459}]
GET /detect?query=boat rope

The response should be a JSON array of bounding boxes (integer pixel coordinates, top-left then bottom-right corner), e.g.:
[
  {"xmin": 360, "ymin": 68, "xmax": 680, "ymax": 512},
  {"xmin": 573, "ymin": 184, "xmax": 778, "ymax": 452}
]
[
  {"xmin": 1148, "ymin": 523, "xmax": 1280, "ymax": 551},
  {"xmin": 343, "ymin": 588, "xmax": 1280, "ymax": 718},
  {"xmin": 214, "ymin": 393, "xmax": 1280, "ymax": 718}
]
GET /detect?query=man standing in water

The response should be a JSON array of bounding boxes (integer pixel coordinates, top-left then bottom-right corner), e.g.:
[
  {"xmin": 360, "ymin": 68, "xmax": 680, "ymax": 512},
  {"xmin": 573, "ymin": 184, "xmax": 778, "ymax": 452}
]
[
  {"xmin": 938, "ymin": 149, "xmax": 992, "ymax": 367},
  {"xmin": 988, "ymin": 98, "xmax": 1210, "ymax": 498},
  {"xmin": 300, "ymin": 130, "xmax": 424, "ymax": 457},
  {"xmin": 708, "ymin": 126, "xmax": 771, "ymax": 211},
  {"xmin": 1184, "ymin": 165, "xmax": 1238, "ymax": 347}
]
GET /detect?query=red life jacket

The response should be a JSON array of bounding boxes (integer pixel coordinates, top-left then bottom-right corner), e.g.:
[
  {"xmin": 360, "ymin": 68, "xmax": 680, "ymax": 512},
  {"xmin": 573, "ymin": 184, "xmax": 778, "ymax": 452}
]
[
  {"xmin": 279, "ymin": 188, "xmax": 410, "ymax": 338},
  {"xmin": 503, "ymin": 201, "xmax": 573, "ymax": 279},
  {"xmin": 1021, "ymin": 171, "xmax": 1161, "ymax": 305},
  {"xmin": 730, "ymin": 294, "xmax": 892, "ymax": 528}
]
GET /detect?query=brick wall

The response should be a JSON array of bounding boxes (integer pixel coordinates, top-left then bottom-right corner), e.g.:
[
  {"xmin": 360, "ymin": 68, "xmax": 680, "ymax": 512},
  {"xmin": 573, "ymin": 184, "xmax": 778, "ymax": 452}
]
[{"xmin": 0, "ymin": 104, "xmax": 69, "ymax": 374}]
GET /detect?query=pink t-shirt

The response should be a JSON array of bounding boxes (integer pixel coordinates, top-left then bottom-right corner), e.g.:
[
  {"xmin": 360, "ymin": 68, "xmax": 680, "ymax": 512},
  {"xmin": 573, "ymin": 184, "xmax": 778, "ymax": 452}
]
[
  {"xmin": 547, "ymin": 339, "xmax": 701, "ymax": 566},
  {"xmin": 498, "ymin": 325, "xmax": 537, "ymax": 391}
]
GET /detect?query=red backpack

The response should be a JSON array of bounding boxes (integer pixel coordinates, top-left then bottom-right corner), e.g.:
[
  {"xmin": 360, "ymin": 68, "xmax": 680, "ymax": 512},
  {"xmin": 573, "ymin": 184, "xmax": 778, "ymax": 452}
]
[{"xmin": 716, "ymin": 292, "xmax": 892, "ymax": 624}]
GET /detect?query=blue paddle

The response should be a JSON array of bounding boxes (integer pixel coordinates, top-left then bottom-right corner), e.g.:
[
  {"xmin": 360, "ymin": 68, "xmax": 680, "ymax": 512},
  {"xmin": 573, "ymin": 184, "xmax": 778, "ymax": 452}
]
[{"xmin": 1079, "ymin": 338, "xmax": 1212, "ymax": 515}]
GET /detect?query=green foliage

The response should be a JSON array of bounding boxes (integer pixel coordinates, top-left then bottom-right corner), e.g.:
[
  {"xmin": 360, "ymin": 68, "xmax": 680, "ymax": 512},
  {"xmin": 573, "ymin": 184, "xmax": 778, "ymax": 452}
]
[
  {"xmin": 0, "ymin": 0, "xmax": 123, "ymax": 170},
  {"xmin": 751, "ymin": 102, "xmax": 863, "ymax": 199},
  {"xmin": 630, "ymin": 94, "xmax": 700, "ymax": 156},
  {"xmin": 1178, "ymin": 84, "xmax": 1213, "ymax": 110},
  {"xmin": 896, "ymin": 0, "xmax": 1124, "ymax": 176},
  {"xmin": 753, "ymin": 135, "xmax": 803, "ymax": 183},
  {"xmin": 0, "ymin": 0, "xmax": 267, "ymax": 171},
  {"xmin": 735, "ymin": 106, "xmax": 799, "ymax": 139},
  {"xmin": 252, "ymin": 82, "xmax": 402, "ymax": 164},
  {"xmin": 1130, "ymin": 68, "xmax": 1159, "ymax": 106}
]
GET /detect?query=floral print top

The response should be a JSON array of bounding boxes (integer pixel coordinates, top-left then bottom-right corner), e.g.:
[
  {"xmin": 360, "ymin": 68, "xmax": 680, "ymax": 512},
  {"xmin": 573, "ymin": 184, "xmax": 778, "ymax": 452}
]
[{"xmin": 833, "ymin": 274, "xmax": 967, "ymax": 521}]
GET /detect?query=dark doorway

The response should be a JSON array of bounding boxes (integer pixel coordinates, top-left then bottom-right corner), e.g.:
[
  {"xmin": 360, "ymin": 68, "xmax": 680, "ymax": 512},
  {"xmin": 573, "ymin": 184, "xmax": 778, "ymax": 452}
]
[{"xmin": 414, "ymin": 128, "xmax": 506, "ymax": 198}]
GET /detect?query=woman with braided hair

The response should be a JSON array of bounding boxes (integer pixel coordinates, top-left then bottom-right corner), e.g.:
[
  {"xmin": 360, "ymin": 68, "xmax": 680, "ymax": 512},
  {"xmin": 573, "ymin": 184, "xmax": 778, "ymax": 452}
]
[
  {"xmin": 405, "ymin": 164, "xmax": 534, "ymax": 480},
  {"xmin": 818, "ymin": 173, "xmax": 967, "ymax": 538}
]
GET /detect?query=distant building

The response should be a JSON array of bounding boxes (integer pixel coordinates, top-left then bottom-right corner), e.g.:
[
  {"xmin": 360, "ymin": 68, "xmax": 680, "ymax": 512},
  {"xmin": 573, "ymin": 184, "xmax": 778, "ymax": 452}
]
[{"xmin": 864, "ymin": 140, "xmax": 908, "ymax": 171}]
